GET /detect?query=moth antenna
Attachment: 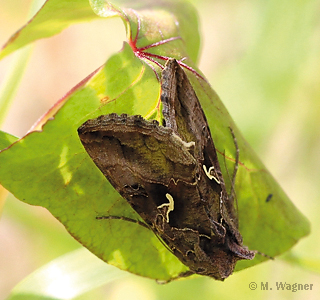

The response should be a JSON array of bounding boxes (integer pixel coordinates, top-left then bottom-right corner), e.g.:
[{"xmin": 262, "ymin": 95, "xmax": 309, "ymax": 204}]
[
  {"xmin": 229, "ymin": 127, "xmax": 239, "ymax": 197},
  {"xmin": 223, "ymin": 150, "xmax": 232, "ymax": 195},
  {"xmin": 156, "ymin": 270, "xmax": 195, "ymax": 284}
]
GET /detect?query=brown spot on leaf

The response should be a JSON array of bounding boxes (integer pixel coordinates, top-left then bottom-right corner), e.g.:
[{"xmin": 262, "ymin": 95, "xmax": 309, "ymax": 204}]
[{"xmin": 100, "ymin": 96, "xmax": 110, "ymax": 104}]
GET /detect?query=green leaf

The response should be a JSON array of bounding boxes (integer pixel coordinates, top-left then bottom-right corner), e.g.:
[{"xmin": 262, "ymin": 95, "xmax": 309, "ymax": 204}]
[
  {"xmin": 0, "ymin": 0, "xmax": 99, "ymax": 60},
  {"xmin": 0, "ymin": 130, "xmax": 19, "ymax": 150},
  {"xmin": 90, "ymin": 0, "xmax": 200, "ymax": 64},
  {"xmin": 0, "ymin": 0, "xmax": 200, "ymax": 64},
  {"xmin": 7, "ymin": 248, "xmax": 127, "ymax": 300},
  {"xmin": 0, "ymin": 43, "xmax": 188, "ymax": 281},
  {"xmin": 0, "ymin": 0, "xmax": 309, "ymax": 282}
]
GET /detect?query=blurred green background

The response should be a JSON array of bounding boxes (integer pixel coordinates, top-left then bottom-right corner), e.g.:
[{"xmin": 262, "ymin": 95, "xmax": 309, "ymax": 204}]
[{"xmin": 0, "ymin": 0, "xmax": 319, "ymax": 299}]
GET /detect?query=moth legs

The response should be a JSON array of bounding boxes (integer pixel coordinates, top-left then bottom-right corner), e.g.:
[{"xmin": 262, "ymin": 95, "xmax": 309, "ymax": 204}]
[
  {"xmin": 96, "ymin": 214, "xmax": 177, "ymax": 257},
  {"xmin": 96, "ymin": 215, "xmax": 149, "ymax": 229},
  {"xmin": 256, "ymin": 251, "xmax": 274, "ymax": 260}
]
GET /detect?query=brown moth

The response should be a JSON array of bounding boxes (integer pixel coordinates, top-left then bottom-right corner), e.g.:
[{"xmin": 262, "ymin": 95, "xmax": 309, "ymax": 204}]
[{"xmin": 78, "ymin": 59, "xmax": 255, "ymax": 281}]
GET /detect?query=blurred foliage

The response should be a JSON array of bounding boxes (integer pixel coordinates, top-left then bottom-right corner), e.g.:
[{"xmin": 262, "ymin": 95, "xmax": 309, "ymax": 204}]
[{"xmin": 1, "ymin": 0, "xmax": 319, "ymax": 299}]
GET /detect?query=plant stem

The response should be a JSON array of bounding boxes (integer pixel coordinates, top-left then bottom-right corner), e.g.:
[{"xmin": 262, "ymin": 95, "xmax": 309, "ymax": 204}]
[
  {"xmin": 0, "ymin": 49, "xmax": 32, "ymax": 126},
  {"xmin": 0, "ymin": 0, "xmax": 46, "ymax": 127},
  {"xmin": 0, "ymin": 0, "xmax": 46, "ymax": 215}
]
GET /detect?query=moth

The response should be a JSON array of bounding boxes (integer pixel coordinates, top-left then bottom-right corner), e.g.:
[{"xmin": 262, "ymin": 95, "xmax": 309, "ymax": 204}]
[{"xmin": 78, "ymin": 59, "xmax": 255, "ymax": 281}]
